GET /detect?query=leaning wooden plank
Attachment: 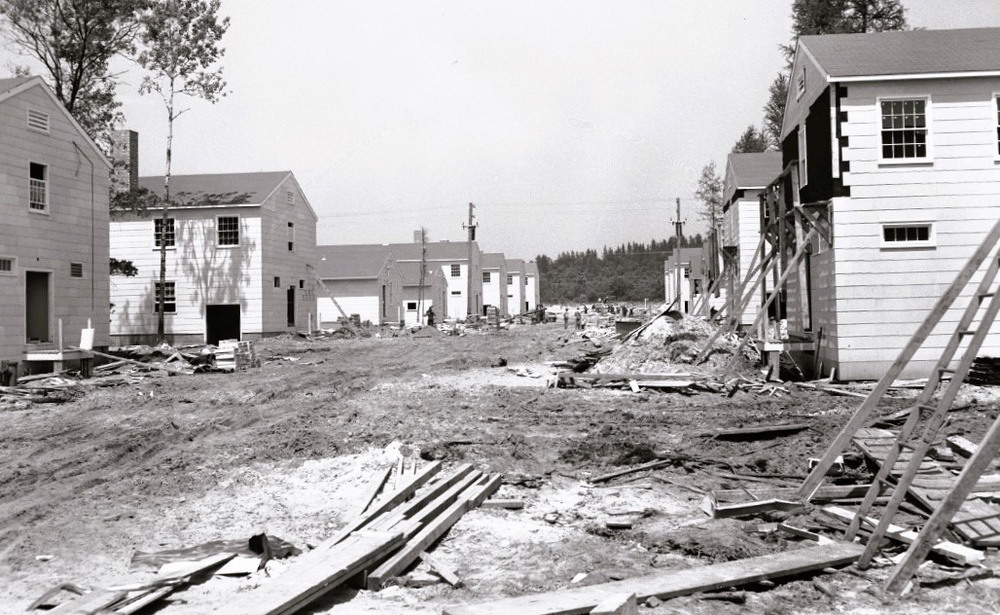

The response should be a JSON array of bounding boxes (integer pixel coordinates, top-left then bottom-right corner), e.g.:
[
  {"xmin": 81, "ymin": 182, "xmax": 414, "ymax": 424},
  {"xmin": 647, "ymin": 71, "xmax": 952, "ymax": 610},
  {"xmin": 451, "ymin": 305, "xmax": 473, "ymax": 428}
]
[
  {"xmin": 47, "ymin": 588, "xmax": 128, "ymax": 613},
  {"xmin": 316, "ymin": 461, "xmax": 442, "ymax": 550},
  {"xmin": 215, "ymin": 530, "xmax": 405, "ymax": 615},
  {"xmin": 372, "ymin": 469, "xmax": 483, "ymax": 532},
  {"xmin": 590, "ymin": 592, "xmax": 637, "ymax": 615},
  {"xmin": 114, "ymin": 585, "xmax": 177, "ymax": 615},
  {"xmin": 77, "ymin": 348, "xmax": 182, "ymax": 374},
  {"xmin": 370, "ymin": 465, "xmax": 477, "ymax": 531},
  {"xmin": 366, "ymin": 475, "xmax": 502, "ymax": 590},
  {"xmin": 946, "ymin": 435, "xmax": 980, "ymax": 459},
  {"xmin": 108, "ymin": 553, "xmax": 237, "ymax": 592},
  {"xmin": 442, "ymin": 542, "xmax": 864, "ymax": 615},
  {"xmin": 590, "ymin": 459, "xmax": 673, "ymax": 484},
  {"xmin": 821, "ymin": 506, "xmax": 983, "ymax": 567},
  {"xmin": 356, "ymin": 467, "xmax": 393, "ymax": 517}
]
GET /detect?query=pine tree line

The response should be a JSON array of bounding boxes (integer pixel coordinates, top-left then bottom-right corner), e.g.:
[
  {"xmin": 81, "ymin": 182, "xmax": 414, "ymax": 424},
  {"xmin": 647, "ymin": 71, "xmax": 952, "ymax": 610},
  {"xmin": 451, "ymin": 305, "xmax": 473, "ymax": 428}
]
[{"xmin": 536, "ymin": 235, "xmax": 703, "ymax": 304}]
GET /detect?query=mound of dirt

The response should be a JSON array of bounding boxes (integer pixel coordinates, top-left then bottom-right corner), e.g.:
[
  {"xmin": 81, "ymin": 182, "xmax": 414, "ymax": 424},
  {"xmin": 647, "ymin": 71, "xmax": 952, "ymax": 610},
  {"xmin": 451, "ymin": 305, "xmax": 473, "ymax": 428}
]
[{"xmin": 591, "ymin": 314, "xmax": 754, "ymax": 374}]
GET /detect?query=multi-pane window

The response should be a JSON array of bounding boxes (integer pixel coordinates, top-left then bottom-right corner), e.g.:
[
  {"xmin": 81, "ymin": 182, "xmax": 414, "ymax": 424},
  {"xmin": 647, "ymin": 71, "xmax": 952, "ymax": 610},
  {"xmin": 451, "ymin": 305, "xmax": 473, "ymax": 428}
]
[
  {"xmin": 883, "ymin": 223, "xmax": 933, "ymax": 248},
  {"xmin": 287, "ymin": 222, "xmax": 295, "ymax": 251},
  {"xmin": 507, "ymin": 274, "xmax": 513, "ymax": 285},
  {"xmin": 217, "ymin": 216, "xmax": 239, "ymax": 246},
  {"xmin": 154, "ymin": 218, "xmax": 175, "ymax": 247},
  {"xmin": 154, "ymin": 281, "xmax": 176, "ymax": 313},
  {"xmin": 70, "ymin": 263, "xmax": 83, "ymax": 278},
  {"xmin": 29, "ymin": 162, "xmax": 47, "ymax": 211},
  {"xmin": 450, "ymin": 264, "xmax": 461, "ymax": 277},
  {"xmin": 482, "ymin": 272, "xmax": 491, "ymax": 283},
  {"xmin": 880, "ymin": 99, "xmax": 928, "ymax": 160},
  {"xmin": 0, "ymin": 257, "xmax": 14, "ymax": 274}
]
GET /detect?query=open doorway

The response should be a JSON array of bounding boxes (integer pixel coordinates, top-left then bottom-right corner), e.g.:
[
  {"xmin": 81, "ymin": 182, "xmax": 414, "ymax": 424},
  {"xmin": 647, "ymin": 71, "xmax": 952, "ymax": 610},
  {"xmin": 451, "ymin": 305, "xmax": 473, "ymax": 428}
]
[
  {"xmin": 25, "ymin": 271, "xmax": 50, "ymax": 343},
  {"xmin": 206, "ymin": 304, "xmax": 240, "ymax": 345}
]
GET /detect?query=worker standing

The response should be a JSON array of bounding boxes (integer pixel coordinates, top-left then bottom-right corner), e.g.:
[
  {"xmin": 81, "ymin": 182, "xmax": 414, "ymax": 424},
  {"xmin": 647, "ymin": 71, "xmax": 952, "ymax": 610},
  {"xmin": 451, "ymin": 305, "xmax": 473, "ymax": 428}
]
[{"xmin": 563, "ymin": 309, "xmax": 569, "ymax": 329}]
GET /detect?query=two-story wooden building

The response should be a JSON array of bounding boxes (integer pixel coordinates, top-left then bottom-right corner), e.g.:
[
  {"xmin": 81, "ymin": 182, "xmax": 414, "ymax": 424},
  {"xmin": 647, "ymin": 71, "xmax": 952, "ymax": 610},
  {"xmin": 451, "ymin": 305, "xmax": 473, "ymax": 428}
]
[
  {"xmin": 481, "ymin": 252, "xmax": 509, "ymax": 318},
  {"xmin": 722, "ymin": 152, "xmax": 783, "ymax": 327},
  {"xmin": 775, "ymin": 27, "xmax": 1000, "ymax": 380},
  {"xmin": 0, "ymin": 76, "xmax": 111, "ymax": 373},
  {"xmin": 388, "ymin": 238, "xmax": 483, "ymax": 320},
  {"xmin": 110, "ymin": 171, "xmax": 318, "ymax": 345}
]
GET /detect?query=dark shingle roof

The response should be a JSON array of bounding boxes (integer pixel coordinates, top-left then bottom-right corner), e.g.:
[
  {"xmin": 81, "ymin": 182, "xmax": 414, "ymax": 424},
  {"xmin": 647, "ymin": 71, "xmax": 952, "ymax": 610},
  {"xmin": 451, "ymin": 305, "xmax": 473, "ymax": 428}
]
[
  {"xmin": 397, "ymin": 261, "xmax": 442, "ymax": 285},
  {"xmin": 0, "ymin": 76, "xmax": 33, "ymax": 96},
  {"xmin": 315, "ymin": 244, "xmax": 391, "ymax": 280},
  {"xmin": 482, "ymin": 252, "xmax": 507, "ymax": 269},
  {"xmin": 505, "ymin": 258, "xmax": 525, "ymax": 273},
  {"xmin": 387, "ymin": 241, "xmax": 476, "ymax": 261},
  {"xmin": 801, "ymin": 27, "xmax": 1000, "ymax": 79},
  {"xmin": 138, "ymin": 171, "xmax": 291, "ymax": 206}
]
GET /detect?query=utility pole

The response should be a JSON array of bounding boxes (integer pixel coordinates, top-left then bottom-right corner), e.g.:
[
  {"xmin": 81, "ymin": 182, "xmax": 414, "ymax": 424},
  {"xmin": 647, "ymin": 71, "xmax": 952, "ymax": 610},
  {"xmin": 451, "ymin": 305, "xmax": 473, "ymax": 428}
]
[
  {"xmin": 462, "ymin": 202, "xmax": 478, "ymax": 320},
  {"xmin": 419, "ymin": 227, "xmax": 427, "ymax": 325},
  {"xmin": 672, "ymin": 197, "xmax": 685, "ymax": 312}
]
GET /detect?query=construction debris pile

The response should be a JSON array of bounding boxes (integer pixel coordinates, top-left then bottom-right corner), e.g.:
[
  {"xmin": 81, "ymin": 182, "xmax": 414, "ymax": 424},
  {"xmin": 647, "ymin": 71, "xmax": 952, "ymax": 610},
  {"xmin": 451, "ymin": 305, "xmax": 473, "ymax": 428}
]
[{"xmin": 27, "ymin": 458, "xmax": 501, "ymax": 615}]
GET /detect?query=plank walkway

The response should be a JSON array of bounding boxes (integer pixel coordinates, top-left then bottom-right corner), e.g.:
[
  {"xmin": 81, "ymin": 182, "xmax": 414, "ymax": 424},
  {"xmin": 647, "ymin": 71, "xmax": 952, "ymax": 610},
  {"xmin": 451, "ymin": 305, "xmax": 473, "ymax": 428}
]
[{"xmin": 853, "ymin": 428, "xmax": 1000, "ymax": 546}]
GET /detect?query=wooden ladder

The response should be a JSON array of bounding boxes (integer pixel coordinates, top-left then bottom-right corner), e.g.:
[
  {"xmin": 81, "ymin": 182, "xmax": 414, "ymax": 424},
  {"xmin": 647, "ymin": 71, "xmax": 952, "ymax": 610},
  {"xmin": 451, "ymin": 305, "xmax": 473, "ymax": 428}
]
[{"xmin": 794, "ymin": 217, "xmax": 1000, "ymax": 592}]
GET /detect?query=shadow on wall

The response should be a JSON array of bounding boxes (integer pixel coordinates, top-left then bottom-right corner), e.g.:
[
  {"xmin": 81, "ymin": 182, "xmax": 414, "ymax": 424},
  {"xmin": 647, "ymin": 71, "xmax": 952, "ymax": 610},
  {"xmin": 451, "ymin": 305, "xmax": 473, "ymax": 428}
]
[
  {"xmin": 180, "ymin": 217, "xmax": 256, "ymax": 316},
  {"xmin": 112, "ymin": 216, "xmax": 257, "ymax": 342}
]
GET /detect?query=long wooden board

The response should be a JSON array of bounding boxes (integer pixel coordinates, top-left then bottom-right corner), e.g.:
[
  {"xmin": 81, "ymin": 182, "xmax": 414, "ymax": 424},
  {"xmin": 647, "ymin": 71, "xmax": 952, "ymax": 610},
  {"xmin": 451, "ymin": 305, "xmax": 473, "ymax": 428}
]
[
  {"xmin": 821, "ymin": 506, "xmax": 983, "ymax": 566},
  {"xmin": 367, "ymin": 475, "xmax": 502, "ymax": 590},
  {"xmin": 443, "ymin": 543, "xmax": 864, "ymax": 615},
  {"xmin": 853, "ymin": 428, "xmax": 1000, "ymax": 546},
  {"xmin": 215, "ymin": 530, "xmax": 405, "ymax": 615}
]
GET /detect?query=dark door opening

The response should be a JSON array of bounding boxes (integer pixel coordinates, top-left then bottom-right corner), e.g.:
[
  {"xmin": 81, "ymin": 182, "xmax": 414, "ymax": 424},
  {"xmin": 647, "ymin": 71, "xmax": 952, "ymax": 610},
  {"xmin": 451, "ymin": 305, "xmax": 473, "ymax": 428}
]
[
  {"xmin": 206, "ymin": 304, "xmax": 240, "ymax": 345},
  {"xmin": 25, "ymin": 271, "xmax": 50, "ymax": 343},
  {"xmin": 287, "ymin": 287, "xmax": 295, "ymax": 327}
]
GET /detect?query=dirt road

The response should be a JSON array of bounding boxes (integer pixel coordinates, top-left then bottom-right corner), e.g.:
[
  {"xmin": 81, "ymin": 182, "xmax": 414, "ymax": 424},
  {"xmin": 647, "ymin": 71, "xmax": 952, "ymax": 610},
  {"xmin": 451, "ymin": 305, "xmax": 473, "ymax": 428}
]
[{"xmin": 2, "ymin": 323, "xmax": 999, "ymax": 614}]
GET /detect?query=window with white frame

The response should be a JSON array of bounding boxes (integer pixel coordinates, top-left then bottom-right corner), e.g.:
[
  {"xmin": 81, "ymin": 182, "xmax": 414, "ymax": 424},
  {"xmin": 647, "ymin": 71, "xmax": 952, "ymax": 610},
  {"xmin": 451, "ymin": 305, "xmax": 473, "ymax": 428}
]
[
  {"xmin": 406, "ymin": 301, "xmax": 418, "ymax": 311},
  {"xmin": 506, "ymin": 274, "xmax": 513, "ymax": 285},
  {"xmin": 217, "ymin": 216, "xmax": 239, "ymax": 246},
  {"xmin": 482, "ymin": 272, "xmax": 490, "ymax": 283},
  {"xmin": 450, "ymin": 264, "xmax": 461, "ymax": 277},
  {"xmin": 881, "ymin": 223, "xmax": 934, "ymax": 248},
  {"xmin": 880, "ymin": 98, "xmax": 929, "ymax": 160},
  {"xmin": 29, "ymin": 162, "xmax": 47, "ymax": 211},
  {"xmin": 287, "ymin": 222, "xmax": 294, "ymax": 251},
  {"xmin": 450, "ymin": 290, "xmax": 461, "ymax": 296},
  {"xmin": 154, "ymin": 218, "xmax": 175, "ymax": 247},
  {"xmin": 27, "ymin": 108, "xmax": 50, "ymax": 133},
  {"xmin": 154, "ymin": 281, "xmax": 177, "ymax": 313},
  {"xmin": 0, "ymin": 257, "xmax": 15, "ymax": 275},
  {"xmin": 70, "ymin": 263, "xmax": 83, "ymax": 278},
  {"xmin": 274, "ymin": 276, "xmax": 281, "ymax": 288}
]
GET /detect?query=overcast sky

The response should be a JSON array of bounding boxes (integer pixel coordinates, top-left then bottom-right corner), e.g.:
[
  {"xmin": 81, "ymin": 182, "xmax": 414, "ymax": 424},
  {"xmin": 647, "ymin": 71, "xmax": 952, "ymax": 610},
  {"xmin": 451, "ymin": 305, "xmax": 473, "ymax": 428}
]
[{"xmin": 4, "ymin": 0, "xmax": 1000, "ymax": 260}]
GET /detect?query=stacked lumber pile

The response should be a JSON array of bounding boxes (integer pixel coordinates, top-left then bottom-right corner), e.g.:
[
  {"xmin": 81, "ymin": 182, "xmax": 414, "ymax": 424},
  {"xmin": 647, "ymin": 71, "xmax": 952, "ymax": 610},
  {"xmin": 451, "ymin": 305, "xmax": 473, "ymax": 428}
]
[
  {"xmin": 215, "ymin": 340, "xmax": 260, "ymax": 372},
  {"xmin": 28, "ymin": 461, "xmax": 499, "ymax": 615},
  {"xmin": 215, "ymin": 460, "xmax": 500, "ymax": 614},
  {"xmin": 966, "ymin": 356, "xmax": 1000, "ymax": 385}
]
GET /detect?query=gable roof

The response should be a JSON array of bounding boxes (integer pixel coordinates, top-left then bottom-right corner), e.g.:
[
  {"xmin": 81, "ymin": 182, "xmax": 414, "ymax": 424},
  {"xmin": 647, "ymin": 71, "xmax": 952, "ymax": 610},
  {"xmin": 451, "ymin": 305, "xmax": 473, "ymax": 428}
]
[
  {"xmin": 138, "ymin": 171, "xmax": 293, "ymax": 207},
  {"xmin": 800, "ymin": 27, "xmax": 1000, "ymax": 80},
  {"xmin": 482, "ymin": 252, "xmax": 507, "ymax": 269},
  {"xmin": 724, "ymin": 152, "xmax": 783, "ymax": 206},
  {"xmin": 524, "ymin": 261, "xmax": 539, "ymax": 276},
  {"xmin": 0, "ymin": 76, "xmax": 111, "ymax": 169},
  {"xmin": 388, "ymin": 240, "xmax": 478, "ymax": 261},
  {"xmin": 397, "ymin": 261, "xmax": 443, "ymax": 286},
  {"xmin": 505, "ymin": 258, "xmax": 525, "ymax": 273},
  {"xmin": 315, "ymin": 244, "xmax": 392, "ymax": 280}
]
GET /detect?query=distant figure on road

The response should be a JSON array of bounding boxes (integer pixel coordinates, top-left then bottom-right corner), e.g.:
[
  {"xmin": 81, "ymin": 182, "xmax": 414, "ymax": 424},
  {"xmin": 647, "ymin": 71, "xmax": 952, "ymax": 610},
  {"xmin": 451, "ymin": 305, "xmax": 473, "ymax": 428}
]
[
  {"xmin": 574, "ymin": 309, "xmax": 582, "ymax": 330},
  {"xmin": 563, "ymin": 309, "xmax": 569, "ymax": 329},
  {"xmin": 426, "ymin": 306, "xmax": 435, "ymax": 327}
]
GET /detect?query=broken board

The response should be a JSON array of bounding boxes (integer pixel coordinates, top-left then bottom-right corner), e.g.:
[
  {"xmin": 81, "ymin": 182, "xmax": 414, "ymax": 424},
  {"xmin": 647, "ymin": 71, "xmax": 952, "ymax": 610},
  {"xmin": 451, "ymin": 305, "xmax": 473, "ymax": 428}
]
[
  {"xmin": 443, "ymin": 542, "xmax": 864, "ymax": 615},
  {"xmin": 853, "ymin": 428, "xmax": 1000, "ymax": 546}
]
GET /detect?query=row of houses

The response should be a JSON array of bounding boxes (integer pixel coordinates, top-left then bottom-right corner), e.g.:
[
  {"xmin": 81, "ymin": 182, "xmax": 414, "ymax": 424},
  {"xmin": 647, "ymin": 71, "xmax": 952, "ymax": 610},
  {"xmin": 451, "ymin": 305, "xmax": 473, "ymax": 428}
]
[
  {"xmin": 0, "ymin": 75, "xmax": 540, "ymax": 370},
  {"xmin": 706, "ymin": 27, "xmax": 1000, "ymax": 381}
]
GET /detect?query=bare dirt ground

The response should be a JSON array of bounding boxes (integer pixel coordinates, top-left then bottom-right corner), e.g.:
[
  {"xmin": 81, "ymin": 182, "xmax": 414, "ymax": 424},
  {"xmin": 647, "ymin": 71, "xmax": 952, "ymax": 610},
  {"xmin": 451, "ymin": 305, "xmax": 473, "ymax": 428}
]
[{"xmin": 3, "ymin": 322, "xmax": 1000, "ymax": 614}]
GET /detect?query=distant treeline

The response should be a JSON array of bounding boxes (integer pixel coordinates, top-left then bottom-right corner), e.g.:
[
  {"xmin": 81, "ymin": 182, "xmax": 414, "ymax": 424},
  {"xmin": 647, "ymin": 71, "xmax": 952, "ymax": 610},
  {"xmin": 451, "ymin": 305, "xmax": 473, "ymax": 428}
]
[{"xmin": 536, "ymin": 235, "xmax": 704, "ymax": 304}]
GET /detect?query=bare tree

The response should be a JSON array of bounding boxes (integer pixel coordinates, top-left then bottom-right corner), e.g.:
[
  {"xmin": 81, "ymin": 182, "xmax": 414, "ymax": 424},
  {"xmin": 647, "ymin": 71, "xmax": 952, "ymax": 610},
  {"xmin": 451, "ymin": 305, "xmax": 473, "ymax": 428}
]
[
  {"xmin": 137, "ymin": 0, "xmax": 229, "ymax": 340},
  {"xmin": 0, "ymin": 0, "xmax": 147, "ymax": 144}
]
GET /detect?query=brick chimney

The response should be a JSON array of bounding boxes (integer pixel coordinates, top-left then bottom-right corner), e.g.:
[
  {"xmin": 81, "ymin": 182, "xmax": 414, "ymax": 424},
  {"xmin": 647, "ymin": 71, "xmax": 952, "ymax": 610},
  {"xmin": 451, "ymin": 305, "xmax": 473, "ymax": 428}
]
[{"xmin": 110, "ymin": 130, "xmax": 138, "ymax": 194}]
